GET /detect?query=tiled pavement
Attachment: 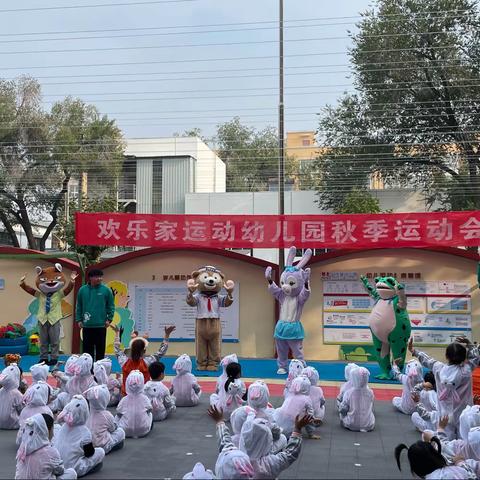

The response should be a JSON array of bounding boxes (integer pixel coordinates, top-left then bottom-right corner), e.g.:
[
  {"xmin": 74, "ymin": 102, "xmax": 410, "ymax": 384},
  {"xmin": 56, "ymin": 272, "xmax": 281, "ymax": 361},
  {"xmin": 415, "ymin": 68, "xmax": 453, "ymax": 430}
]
[{"xmin": 0, "ymin": 394, "xmax": 419, "ymax": 479}]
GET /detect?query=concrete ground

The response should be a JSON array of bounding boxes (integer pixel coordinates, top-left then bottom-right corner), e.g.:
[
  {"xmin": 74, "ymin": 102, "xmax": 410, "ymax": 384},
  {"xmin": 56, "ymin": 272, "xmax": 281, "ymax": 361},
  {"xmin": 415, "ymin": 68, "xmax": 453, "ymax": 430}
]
[{"xmin": 0, "ymin": 395, "xmax": 420, "ymax": 479}]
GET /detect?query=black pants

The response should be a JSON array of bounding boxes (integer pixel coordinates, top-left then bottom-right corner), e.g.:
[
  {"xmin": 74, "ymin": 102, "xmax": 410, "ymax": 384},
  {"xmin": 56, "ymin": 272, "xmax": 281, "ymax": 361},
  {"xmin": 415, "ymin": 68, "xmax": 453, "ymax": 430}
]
[{"xmin": 82, "ymin": 327, "xmax": 106, "ymax": 362}]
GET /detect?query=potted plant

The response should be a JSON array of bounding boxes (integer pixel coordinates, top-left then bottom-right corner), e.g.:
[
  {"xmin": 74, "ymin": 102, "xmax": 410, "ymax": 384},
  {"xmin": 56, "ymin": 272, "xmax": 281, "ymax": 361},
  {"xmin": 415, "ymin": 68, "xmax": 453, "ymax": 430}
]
[{"xmin": 0, "ymin": 323, "xmax": 28, "ymax": 355}]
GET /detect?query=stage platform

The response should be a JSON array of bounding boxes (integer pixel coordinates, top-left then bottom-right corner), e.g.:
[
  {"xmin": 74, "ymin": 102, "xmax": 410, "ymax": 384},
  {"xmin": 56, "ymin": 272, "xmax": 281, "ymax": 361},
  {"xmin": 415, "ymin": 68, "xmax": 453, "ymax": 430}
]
[
  {"xmin": 16, "ymin": 354, "xmax": 402, "ymax": 383},
  {"xmin": 18, "ymin": 354, "xmax": 403, "ymax": 401}
]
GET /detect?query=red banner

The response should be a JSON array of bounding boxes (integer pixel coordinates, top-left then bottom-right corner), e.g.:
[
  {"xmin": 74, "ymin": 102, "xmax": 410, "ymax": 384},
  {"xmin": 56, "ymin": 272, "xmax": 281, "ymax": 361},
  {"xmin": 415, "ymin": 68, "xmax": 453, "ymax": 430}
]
[{"xmin": 75, "ymin": 211, "xmax": 480, "ymax": 249}]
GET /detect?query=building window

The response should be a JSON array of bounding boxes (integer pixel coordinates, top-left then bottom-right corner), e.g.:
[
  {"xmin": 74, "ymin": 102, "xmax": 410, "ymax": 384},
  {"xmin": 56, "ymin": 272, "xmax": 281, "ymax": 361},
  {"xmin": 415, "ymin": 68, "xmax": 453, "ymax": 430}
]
[
  {"xmin": 302, "ymin": 139, "xmax": 311, "ymax": 146},
  {"xmin": 0, "ymin": 231, "xmax": 14, "ymax": 246}
]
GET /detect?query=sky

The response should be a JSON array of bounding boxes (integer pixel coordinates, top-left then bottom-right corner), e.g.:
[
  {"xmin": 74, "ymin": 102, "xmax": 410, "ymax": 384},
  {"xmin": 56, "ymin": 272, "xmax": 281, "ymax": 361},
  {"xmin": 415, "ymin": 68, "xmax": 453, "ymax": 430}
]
[{"xmin": 0, "ymin": 0, "xmax": 373, "ymax": 140}]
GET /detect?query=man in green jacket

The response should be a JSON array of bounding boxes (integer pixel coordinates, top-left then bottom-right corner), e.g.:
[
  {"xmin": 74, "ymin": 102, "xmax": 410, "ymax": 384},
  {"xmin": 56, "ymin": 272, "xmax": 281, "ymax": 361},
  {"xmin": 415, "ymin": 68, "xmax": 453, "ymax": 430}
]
[{"xmin": 75, "ymin": 269, "xmax": 115, "ymax": 361}]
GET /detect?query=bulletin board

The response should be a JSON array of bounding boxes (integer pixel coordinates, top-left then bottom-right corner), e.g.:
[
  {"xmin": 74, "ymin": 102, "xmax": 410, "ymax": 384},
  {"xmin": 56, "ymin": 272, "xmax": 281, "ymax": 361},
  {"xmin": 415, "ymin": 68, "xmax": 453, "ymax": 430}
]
[
  {"xmin": 323, "ymin": 280, "xmax": 472, "ymax": 347},
  {"xmin": 128, "ymin": 282, "xmax": 240, "ymax": 342}
]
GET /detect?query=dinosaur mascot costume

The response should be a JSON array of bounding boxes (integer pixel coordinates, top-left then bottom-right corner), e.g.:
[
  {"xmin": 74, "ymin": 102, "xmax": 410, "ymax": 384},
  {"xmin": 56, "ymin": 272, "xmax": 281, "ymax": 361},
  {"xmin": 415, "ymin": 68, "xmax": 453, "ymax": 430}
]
[
  {"xmin": 360, "ymin": 275, "xmax": 411, "ymax": 380},
  {"xmin": 186, "ymin": 266, "xmax": 234, "ymax": 371},
  {"xmin": 20, "ymin": 264, "xmax": 77, "ymax": 366}
]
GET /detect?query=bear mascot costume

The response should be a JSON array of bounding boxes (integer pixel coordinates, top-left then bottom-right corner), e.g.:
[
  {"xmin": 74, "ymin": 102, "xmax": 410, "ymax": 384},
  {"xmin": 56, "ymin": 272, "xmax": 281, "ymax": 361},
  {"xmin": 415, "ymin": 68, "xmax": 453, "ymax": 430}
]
[
  {"xmin": 186, "ymin": 266, "xmax": 234, "ymax": 371},
  {"xmin": 19, "ymin": 263, "xmax": 77, "ymax": 366}
]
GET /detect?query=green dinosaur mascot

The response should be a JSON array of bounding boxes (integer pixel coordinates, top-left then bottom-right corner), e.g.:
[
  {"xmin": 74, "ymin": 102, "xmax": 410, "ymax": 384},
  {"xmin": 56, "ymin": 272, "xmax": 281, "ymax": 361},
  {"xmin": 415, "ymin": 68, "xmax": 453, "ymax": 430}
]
[{"xmin": 360, "ymin": 275, "xmax": 411, "ymax": 380}]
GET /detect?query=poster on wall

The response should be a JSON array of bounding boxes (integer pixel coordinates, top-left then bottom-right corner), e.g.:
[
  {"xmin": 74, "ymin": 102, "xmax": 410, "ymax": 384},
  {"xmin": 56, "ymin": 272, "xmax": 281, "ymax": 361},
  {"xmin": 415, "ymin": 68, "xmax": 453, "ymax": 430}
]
[
  {"xmin": 128, "ymin": 282, "xmax": 240, "ymax": 341},
  {"xmin": 323, "ymin": 279, "xmax": 472, "ymax": 347}
]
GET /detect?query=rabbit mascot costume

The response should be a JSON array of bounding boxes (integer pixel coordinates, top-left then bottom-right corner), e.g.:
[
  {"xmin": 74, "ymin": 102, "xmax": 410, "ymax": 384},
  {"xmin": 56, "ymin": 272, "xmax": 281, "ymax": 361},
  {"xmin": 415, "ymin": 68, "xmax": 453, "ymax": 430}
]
[{"xmin": 265, "ymin": 247, "xmax": 312, "ymax": 374}]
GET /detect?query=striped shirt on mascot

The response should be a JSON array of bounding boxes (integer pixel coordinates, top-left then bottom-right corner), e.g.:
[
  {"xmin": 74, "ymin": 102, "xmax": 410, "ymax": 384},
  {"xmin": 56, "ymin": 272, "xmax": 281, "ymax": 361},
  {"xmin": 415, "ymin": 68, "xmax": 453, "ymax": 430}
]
[{"xmin": 265, "ymin": 247, "xmax": 312, "ymax": 375}]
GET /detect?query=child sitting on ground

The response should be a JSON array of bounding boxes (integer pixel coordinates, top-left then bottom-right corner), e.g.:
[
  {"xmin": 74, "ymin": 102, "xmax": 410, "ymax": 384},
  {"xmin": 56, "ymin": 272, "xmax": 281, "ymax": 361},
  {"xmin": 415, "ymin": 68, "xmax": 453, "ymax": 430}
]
[
  {"xmin": 4, "ymin": 354, "xmax": 28, "ymax": 394},
  {"xmin": 391, "ymin": 358, "xmax": 424, "ymax": 415},
  {"xmin": 395, "ymin": 437, "xmax": 478, "ymax": 479},
  {"xmin": 411, "ymin": 391, "xmax": 440, "ymax": 433},
  {"xmin": 50, "ymin": 355, "xmax": 79, "ymax": 413},
  {"xmin": 30, "ymin": 362, "xmax": 50, "ymax": 383},
  {"xmin": 15, "ymin": 413, "xmax": 77, "ymax": 480},
  {"xmin": 54, "ymin": 395, "xmax": 105, "ymax": 477},
  {"xmin": 215, "ymin": 353, "xmax": 238, "ymax": 396},
  {"xmin": 144, "ymin": 361, "xmax": 176, "ymax": 422},
  {"xmin": 0, "ymin": 363, "xmax": 23, "ymax": 430},
  {"xmin": 85, "ymin": 385, "xmax": 125, "ymax": 454},
  {"xmin": 93, "ymin": 358, "xmax": 121, "ymax": 407},
  {"xmin": 238, "ymin": 410, "xmax": 310, "ymax": 479},
  {"xmin": 210, "ymin": 362, "xmax": 246, "ymax": 420},
  {"xmin": 247, "ymin": 380, "xmax": 287, "ymax": 453},
  {"xmin": 116, "ymin": 370, "xmax": 153, "ymax": 438},
  {"xmin": 207, "ymin": 405, "xmax": 255, "ymax": 479},
  {"xmin": 338, "ymin": 366, "xmax": 375, "ymax": 432},
  {"xmin": 114, "ymin": 325, "xmax": 175, "ymax": 396},
  {"xmin": 301, "ymin": 366, "xmax": 325, "ymax": 439},
  {"xmin": 410, "ymin": 337, "xmax": 480, "ymax": 439},
  {"xmin": 64, "ymin": 353, "xmax": 96, "ymax": 397},
  {"xmin": 17, "ymin": 381, "xmax": 53, "ymax": 445},
  {"xmin": 171, "ymin": 354, "xmax": 201, "ymax": 407},
  {"xmin": 274, "ymin": 375, "xmax": 316, "ymax": 437},
  {"xmin": 336, "ymin": 363, "xmax": 358, "ymax": 411},
  {"xmin": 284, "ymin": 359, "xmax": 306, "ymax": 398}
]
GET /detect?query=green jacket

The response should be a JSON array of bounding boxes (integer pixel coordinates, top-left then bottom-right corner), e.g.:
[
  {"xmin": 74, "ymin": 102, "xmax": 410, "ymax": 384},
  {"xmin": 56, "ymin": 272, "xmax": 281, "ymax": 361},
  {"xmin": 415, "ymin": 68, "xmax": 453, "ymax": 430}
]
[{"xmin": 75, "ymin": 283, "xmax": 115, "ymax": 328}]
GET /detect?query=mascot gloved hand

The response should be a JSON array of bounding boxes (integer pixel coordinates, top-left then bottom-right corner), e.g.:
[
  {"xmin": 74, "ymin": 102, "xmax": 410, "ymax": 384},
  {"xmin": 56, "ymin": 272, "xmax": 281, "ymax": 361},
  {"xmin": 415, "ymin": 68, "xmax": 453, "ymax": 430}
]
[
  {"xmin": 19, "ymin": 264, "xmax": 77, "ymax": 366},
  {"xmin": 266, "ymin": 246, "xmax": 312, "ymax": 375},
  {"xmin": 360, "ymin": 275, "xmax": 411, "ymax": 380},
  {"xmin": 186, "ymin": 266, "xmax": 234, "ymax": 371}
]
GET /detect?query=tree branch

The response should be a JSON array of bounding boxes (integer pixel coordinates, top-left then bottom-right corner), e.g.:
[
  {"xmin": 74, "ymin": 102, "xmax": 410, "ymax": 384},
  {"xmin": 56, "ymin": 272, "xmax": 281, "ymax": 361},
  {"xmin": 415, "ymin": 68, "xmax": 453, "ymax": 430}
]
[
  {"xmin": 39, "ymin": 173, "xmax": 71, "ymax": 251},
  {"xmin": 0, "ymin": 210, "xmax": 20, "ymax": 247}
]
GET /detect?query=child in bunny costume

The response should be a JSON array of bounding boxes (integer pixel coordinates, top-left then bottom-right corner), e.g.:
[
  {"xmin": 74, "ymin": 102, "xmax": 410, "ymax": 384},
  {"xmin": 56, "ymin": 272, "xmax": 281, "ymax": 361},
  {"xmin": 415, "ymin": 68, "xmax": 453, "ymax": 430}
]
[
  {"xmin": 15, "ymin": 413, "xmax": 77, "ymax": 480},
  {"xmin": 53, "ymin": 395, "xmax": 105, "ymax": 477},
  {"xmin": 284, "ymin": 359, "xmax": 306, "ymax": 398},
  {"xmin": 336, "ymin": 363, "xmax": 359, "ymax": 411},
  {"xmin": 93, "ymin": 358, "xmax": 121, "ymax": 407},
  {"xmin": 17, "ymin": 381, "xmax": 53, "ymax": 445},
  {"xmin": 338, "ymin": 366, "xmax": 375, "ymax": 432},
  {"xmin": 171, "ymin": 354, "xmax": 202, "ymax": 407},
  {"xmin": 50, "ymin": 355, "xmax": 79, "ymax": 413},
  {"xmin": 85, "ymin": 385, "xmax": 125, "ymax": 453},
  {"xmin": 391, "ymin": 358, "xmax": 424, "ymax": 414},
  {"xmin": 65, "ymin": 354, "xmax": 97, "ymax": 397},
  {"xmin": 116, "ymin": 370, "xmax": 153, "ymax": 438},
  {"xmin": 265, "ymin": 246, "xmax": 312, "ymax": 375},
  {"xmin": 0, "ymin": 363, "xmax": 24, "ymax": 430},
  {"xmin": 273, "ymin": 375, "xmax": 315, "ymax": 437}
]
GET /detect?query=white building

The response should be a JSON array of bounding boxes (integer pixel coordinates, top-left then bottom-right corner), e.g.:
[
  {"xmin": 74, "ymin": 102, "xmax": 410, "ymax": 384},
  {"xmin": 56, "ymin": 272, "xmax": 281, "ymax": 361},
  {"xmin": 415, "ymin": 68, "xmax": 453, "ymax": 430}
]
[
  {"xmin": 119, "ymin": 137, "xmax": 226, "ymax": 214},
  {"xmin": 0, "ymin": 222, "xmax": 53, "ymax": 249}
]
